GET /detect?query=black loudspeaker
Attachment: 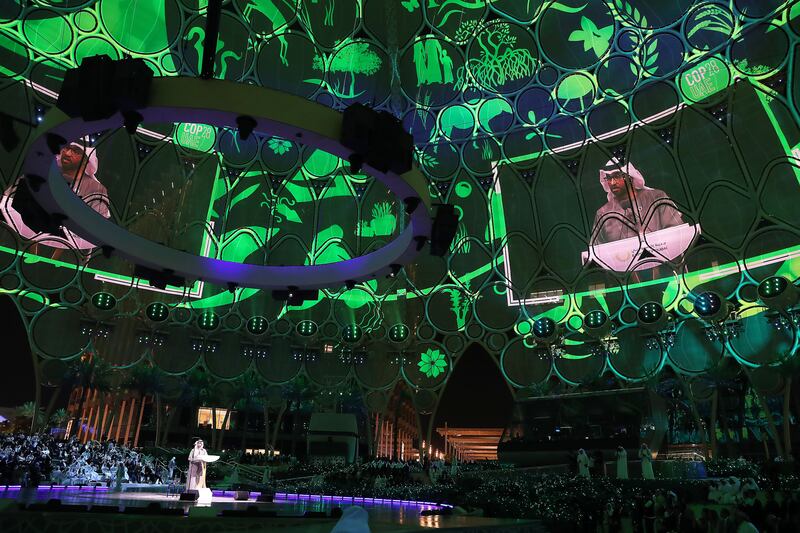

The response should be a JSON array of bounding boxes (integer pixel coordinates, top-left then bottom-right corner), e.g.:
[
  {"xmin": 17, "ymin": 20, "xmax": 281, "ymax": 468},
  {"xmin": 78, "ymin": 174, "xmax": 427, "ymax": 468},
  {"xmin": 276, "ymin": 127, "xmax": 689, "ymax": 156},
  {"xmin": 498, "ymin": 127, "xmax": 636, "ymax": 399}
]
[
  {"xmin": 11, "ymin": 177, "xmax": 66, "ymax": 235},
  {"xmin": 234, "ymin": 490, "xmax": 249, "ymax": 501},
  {"xmin": 271, "ymin": 288, "xmax": 319, "ymax": 306},
  {"xmin": 429, "ymin": 204, "xmax": 459, "ymax": 257},
  {"xmin": 256, "ymin": 491, "xmax": 274, "ymax": 502},
  {"xmin": 57, "ymin": 56, "xmax": 152, "ymax": 121},
  {"xmin": 179, "ymin": 490, "xmax": 199, "ymax": 502},
  {"xmin": 341, "ymin": 104, "xmax": 413, "ymax": 175},
  {"xmin": 133, "ymin": 264, "xmax": 186, "ymax": 290}
]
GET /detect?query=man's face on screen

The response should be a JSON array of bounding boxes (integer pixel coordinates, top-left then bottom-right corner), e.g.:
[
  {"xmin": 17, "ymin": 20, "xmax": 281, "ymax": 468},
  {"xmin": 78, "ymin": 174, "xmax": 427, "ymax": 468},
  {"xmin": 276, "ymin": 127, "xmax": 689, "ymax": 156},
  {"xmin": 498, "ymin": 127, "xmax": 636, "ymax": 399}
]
[
  {"xmin": 59, "ymin": 145, "xmax": 85, "ymax": 177},
  {"xmin": 606, "ymin": 171, "xmax": 630, "ymax": 199}
]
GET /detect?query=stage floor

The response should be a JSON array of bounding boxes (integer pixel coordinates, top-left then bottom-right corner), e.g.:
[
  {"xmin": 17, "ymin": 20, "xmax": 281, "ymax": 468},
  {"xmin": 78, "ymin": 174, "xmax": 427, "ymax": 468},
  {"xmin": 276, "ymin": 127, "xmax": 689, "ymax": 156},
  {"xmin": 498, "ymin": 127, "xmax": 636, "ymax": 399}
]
[{"xmin": 0, "ymin": 486, "xmax": 546, "ymax": 532}]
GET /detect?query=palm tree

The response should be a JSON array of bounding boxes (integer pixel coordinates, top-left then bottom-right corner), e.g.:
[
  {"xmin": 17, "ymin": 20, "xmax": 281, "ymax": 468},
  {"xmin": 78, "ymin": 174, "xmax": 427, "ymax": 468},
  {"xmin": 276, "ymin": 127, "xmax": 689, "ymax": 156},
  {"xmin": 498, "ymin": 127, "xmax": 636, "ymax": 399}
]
[
  {"xmin": 159, "ymin": 369, "xmax": 206, "ymax": 447},
  {"xmin": 232, "ymin": 372, "xmax": 264, "ymax": 453},
  {"xmin": 66, "ymin": 356, "xmax": 113, "ymax": 439},
  {"xmin": 283, "ymin": 375, "xmax": 315, "ymax": 455},
  {"xmin": 49, "ymin": 408, "xmax": 70, "ymax": 433},
  {"xmin": 126, "ymin": 364, "xmax": 166, "ymax": 447},
  {"xmin": 16, "ymin": 401, "xmax": 44, "ymax": 432}
]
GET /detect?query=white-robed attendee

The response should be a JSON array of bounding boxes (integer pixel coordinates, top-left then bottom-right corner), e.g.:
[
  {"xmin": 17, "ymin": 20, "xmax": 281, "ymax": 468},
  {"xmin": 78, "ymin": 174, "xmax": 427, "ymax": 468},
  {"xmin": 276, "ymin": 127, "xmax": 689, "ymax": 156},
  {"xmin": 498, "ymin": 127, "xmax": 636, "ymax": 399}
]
[
  {"xmin": 615, "ymin": 446, "xmax": 628, "ymax": 480},
  {"xmin": 331, "ymin": 505, "xmax": 370, "ymax": 533},
  {"xmin": 577, "ymin": 449, "xmax": 591, "ymax": 479},
  {"xmin": 187, "ymin": 439, "xmax": 208, "ymax": 490},
  {"xmin": 639, "ymin": 444, "xmax": 654, "ymax": 480}
]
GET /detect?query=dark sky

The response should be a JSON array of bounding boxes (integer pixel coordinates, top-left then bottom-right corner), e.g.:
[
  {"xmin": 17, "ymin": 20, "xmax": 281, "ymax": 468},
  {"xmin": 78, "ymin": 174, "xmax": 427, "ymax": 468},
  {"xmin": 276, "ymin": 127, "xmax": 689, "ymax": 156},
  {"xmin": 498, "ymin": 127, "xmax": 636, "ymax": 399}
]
[
  {"xmin": 434, "ymin": 343, "xmax": 514, "ymax": 429},
  {"xmin": 0, "ymin": 295, "xmax": 35, "ymax": 407}
]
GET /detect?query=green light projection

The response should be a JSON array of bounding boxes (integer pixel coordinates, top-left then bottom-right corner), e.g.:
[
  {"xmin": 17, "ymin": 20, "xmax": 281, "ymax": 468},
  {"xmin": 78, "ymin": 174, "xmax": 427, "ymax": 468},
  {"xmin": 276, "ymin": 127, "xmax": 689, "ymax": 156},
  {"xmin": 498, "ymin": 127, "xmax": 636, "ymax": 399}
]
[
  {"xmin": 418, "ymin": 348, "xmax": 447, "ymax": 378},
  {"xmin": 1, "ymin": 1, "xmax": 799, "ymax": 392}
]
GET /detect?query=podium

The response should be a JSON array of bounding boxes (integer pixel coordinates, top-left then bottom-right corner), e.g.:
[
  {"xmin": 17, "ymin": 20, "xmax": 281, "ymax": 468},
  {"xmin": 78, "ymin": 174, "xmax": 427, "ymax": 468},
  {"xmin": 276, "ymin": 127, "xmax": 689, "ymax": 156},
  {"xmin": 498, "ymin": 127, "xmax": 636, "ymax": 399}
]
[
  {"xmin": 583, "ymin": 223, "xmax": 700, "ymax": 272},
  {"xmin": 197, "ymin": 488, "xmax": 212, "ymax": 504}
]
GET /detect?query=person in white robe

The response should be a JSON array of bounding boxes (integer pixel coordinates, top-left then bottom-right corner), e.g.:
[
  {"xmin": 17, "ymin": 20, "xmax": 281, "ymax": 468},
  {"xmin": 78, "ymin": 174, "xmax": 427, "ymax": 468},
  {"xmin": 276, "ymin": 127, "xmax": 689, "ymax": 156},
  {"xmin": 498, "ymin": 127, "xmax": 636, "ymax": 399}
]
[
  {"xmin": 577, "ymin": 449, "xmax": 591, "ymax": 478},
  {"xmin": 639, "ymin": 444, "xmax": 655, "ymax": 480},
  {"xmin": 187, "ymin": 439, "xmax": 208, "ymax": 490},
  {"xmin": 615, "ymin": 446, "xmax": 628, "ymax": 479}
]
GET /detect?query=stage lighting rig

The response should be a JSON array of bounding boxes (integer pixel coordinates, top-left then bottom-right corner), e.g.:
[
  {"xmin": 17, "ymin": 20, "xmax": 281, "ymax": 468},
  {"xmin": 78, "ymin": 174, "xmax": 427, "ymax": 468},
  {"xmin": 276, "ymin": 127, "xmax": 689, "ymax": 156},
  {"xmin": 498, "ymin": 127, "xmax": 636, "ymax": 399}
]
[
  {"xmin": 584, "ymin": 310, "xmax": 613, "ymax": 339},
  {"xmin": 637, "ymin": 301, "xmax": 668, "ymax": 332},
  {"xmin": 758, "ymin": 276, "xmax": 799, "ymax": 312},
  {"xmin": 694, "ymin": 291, "xmax": 731, "ymax": 323},
  {"xmin": 272, "ymin": 287, "xmax": 320, "ymax": 306},
  {"xmin": 531, "ymin": 317, "xmax": 560, "ymax": 345}
]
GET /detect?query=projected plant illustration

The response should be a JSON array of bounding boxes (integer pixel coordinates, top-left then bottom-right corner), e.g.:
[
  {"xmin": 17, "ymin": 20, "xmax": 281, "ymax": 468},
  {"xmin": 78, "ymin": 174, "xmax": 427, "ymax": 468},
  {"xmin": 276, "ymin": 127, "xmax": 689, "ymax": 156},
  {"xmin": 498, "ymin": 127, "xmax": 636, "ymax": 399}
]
[
  {"xmin": 309, "ymin": 40, "xmax": 382, "ymax": 99},
  {"xmin": 460, "ymin": 22, "xmax": 537, "ymax": 91},
  {"xmin": 418, "ymin": 348, "xmax": 448, "ymax": 378}
]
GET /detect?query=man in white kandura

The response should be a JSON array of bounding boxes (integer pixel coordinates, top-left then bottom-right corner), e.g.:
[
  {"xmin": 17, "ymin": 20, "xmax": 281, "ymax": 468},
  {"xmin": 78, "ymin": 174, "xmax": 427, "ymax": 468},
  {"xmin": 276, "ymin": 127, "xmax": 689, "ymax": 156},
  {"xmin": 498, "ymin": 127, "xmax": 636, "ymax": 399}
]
[
  {"xmin": 616, "ymin": 446, "xmax": 628, "ymax": 480},
  {"xmin": 187, "ymin": 439, "xmax": 208, "ymax": 490},
  {"xmin": 639, "ymin": 443, "xmax": 655, "ymax": 480},
  {"xmin": 577, "ymin": 449, "xmax": 591, "ymax": 479}
]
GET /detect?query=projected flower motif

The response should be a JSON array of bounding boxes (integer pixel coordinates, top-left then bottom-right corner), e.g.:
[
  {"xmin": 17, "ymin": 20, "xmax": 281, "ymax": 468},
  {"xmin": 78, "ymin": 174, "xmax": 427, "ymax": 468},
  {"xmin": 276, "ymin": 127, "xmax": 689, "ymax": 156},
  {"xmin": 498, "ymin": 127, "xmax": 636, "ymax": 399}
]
[
  {"xmin": 267, "ymin": 137, "xmax": 292, "ymax": 155},
  {"xmin": 418, "ymin": 348, "xmax": 447, "ymax": 378}
]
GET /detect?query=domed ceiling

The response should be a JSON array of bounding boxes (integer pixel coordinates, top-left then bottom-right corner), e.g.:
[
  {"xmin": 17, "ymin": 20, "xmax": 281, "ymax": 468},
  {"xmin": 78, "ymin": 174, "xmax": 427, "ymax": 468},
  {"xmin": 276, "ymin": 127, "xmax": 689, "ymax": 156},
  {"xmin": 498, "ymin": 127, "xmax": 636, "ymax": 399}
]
[{"xmin": 1, "ymin": 0, "xmax": 799, "ymax": 393}]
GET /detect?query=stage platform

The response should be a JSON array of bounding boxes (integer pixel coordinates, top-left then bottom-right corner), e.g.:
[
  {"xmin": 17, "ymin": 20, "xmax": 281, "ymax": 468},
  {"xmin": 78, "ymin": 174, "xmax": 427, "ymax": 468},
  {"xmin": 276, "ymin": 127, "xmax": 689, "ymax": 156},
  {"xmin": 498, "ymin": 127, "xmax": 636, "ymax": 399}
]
[{"xmin": 0, "ymin": 486, "xmax": 546, "ymax": 532}]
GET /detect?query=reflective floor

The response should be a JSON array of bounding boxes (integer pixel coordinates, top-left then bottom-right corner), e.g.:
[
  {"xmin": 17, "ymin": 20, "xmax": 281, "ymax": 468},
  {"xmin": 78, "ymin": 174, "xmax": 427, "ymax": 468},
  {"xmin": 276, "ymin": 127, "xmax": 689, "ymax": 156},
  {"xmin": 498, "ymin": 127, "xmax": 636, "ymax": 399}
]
[{"xmin": 0, "ymin": 486, "xmax": 544, "ymax": 531}]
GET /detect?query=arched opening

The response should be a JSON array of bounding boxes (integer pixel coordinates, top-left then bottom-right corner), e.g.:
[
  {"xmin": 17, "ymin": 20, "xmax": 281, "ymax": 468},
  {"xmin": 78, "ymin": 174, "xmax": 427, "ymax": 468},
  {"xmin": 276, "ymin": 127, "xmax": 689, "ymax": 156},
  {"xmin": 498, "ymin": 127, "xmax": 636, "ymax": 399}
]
[{"xmin": 432, "ymin": 343, "xmax": 514, "ymax": 460}]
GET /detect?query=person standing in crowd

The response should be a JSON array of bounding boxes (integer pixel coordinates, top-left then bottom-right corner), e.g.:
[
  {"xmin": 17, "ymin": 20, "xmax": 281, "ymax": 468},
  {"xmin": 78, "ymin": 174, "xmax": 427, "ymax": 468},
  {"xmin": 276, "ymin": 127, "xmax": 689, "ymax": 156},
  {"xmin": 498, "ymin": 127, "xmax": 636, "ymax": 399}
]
[
  {"xmin": 639, "ymin": 443, "xmax": 655, "ymax": 480},
  {"xmin": 577, "ymin": 448, "xmax": 591, "ymax": 479},
  {"xmin": 616, "ymin": 445, "xmax": 628, "ymax": 480}
]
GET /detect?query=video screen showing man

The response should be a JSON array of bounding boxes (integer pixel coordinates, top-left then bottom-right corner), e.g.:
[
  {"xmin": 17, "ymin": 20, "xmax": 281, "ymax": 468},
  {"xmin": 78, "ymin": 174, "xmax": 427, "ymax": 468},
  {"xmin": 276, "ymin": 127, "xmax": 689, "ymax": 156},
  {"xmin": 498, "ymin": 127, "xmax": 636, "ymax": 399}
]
[
  {"xmin": 586, "ymin": 159, "xmax": 697, "ymax": 273},
  {"xmin": 592, "ymin": 159, "xmax": 683, "ymax": 243},
  {"xmin": 0, "ymin": 138, "xmax": 110, "ymax": 259}
]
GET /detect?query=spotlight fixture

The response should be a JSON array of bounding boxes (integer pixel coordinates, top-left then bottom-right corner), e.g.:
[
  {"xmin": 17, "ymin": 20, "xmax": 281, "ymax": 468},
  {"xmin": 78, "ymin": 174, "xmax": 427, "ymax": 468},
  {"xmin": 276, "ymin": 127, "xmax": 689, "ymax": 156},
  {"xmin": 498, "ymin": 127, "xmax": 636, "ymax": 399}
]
[
  {"xmin": 246, "ymin": 316, "xmax": 268, "ymax": 335},
  {"xmin": 272, "ymin": 287, "xmax": 319, "ymax": 306},
  {"xmin": 637, "ymin": 301, "xmax": 668, "ymax": 332},
  {"xmin": 404, "ymin": 197, "xmax": 421, "ymax": 214},
  {"xmin": 197, "ymin": 311, "xmax": 219, "ymax": 331},
  {"xmin": 122, "ymin": 110, "xmax": 143, "ymax": 135},
  {"xmin": 348, "ymin": 152, "xmax": 364, "ymax": 174},
  {"xmin": 758, "ymin": 276, "xmax": 799, "ymax": 311},
  {"xmin": 145, "ymin": 302, "xmax": 169, "ymax": 322},
  {"xmin": 342, "ymin": 325, "xmax": 363, "ymax": 343},
  {"xmin": 134, "ymin": 264, "xmax": 185, "ymax": 290},
  {"xmin": 389, "ymin": 323, "xmax": 410, "ymax": 343},
  {"xmin": 387, "ymin": 264, "xmax": 402, "ymax": 278},
  {"xmin": 296, "ymin": 320, "xmax": 318, "ymax": 337},
  {"xmin": 584, "ymin": 310, "xmax": 612, "ymax": 339},
  {"xmin": 235, "ymin": 115, "xmax": 257, "ymax": 141},
  {"xmin": 91, "ymin": 292, "xmax": 116, "ymax": 311},
  {"xmin": 532, "ymin": 317, "xmax": 559, "ymax": 345},
  {"xmin": 694, "ymin": 291, "xmax": 730, "ymax": 323}
]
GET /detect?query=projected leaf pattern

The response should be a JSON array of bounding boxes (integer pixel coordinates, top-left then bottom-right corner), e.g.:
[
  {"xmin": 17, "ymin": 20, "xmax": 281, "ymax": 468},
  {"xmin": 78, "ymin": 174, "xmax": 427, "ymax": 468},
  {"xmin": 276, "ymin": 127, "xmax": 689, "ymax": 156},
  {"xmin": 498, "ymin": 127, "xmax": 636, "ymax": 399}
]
[{"xmin": 0, "ymin": 0, "xmax": 799, "ymax": 395}]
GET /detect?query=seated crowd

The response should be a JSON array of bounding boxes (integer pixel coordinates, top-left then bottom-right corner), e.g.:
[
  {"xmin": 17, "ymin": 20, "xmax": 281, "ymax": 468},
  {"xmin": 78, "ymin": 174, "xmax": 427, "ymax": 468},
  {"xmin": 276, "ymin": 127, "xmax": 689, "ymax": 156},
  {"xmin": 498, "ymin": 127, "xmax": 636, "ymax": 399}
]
[{"xmin": 0, "ymin": 433, "xmax": 163, "ymax": 486}]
